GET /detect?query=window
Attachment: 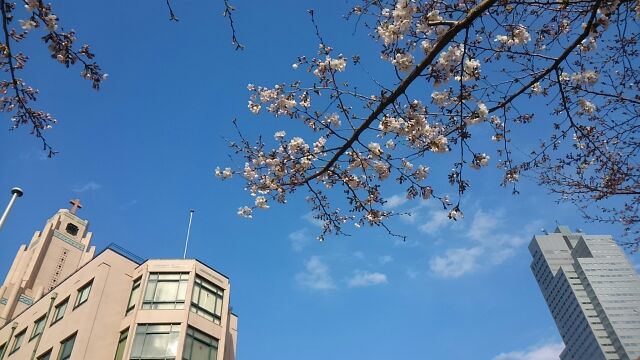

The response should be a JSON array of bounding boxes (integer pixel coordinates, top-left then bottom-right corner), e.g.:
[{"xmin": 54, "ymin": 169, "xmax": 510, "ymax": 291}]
[
  {"xmin": 126, "ymin": 278, "xmax": 142, "ymax": 314},
  {"xmin": 65, "ymin": 223, "xmax": 79, "ymax": 236},
  {"xmin": 0, "ymin": 342, "xmax": 6, "ymax": 358},
  {"xmin": 130, "ymin": 324, "xmax": 180, "ymax": 360},
  {"xmin": 142, "ymin": 273, "xmax": 189, "ymax": 310},
  {"xmin": 30, "ymin": 315, "xmax": 46, "ymax": 340},
  {"xmin": 74, "ymin": 280, "xmax": 93, "ymax": 308},
  {"xmin": 183, "ymin": 327, "xmax": 218, "ymax": 360},
  {"xmin": 10, "ymin": 328, "xmax": 26, "ymax": 354},
  {"xmin": 114, "ymin": 328, "xmax": 129, "ymax": 360},
  {"xmin": 57, "ymin": 333, "xmax": 76, "ymax": 360},
  {"xmin": 37, "ymin": 349, "xmax": 52, "ymax": 360},
  {"xmin": 51, "ymin": 298, "xmax": 69, "ymax": 325},
  {"xmin": 190, "ymin": 277, "xmax": 224, "ymax": 324}
]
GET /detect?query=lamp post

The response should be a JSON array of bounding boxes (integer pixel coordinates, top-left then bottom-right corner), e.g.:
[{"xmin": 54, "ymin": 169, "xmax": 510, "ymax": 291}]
[{"xmin": 0, "ymin": 187, "xmax": 23, "ymax": 231}]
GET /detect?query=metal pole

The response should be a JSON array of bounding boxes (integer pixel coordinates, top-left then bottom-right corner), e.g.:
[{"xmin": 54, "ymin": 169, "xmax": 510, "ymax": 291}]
[
  {"xmin": 182, "ymin": 209, "xmax": 195, "ymax": 259},
  {"xmin": 0, "ymin": 187, "xmax": 23, "ymax": 231}
]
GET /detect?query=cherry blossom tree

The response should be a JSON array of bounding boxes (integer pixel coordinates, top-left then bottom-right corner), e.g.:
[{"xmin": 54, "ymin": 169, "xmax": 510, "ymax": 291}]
[
  {"xmin": 0, "ymin": 0, "xmax": 106, "ymax": 156},
  {"xmin": 0, "ymin": 0, "xmax": 240, "ymax": 156},
  {"xmin": 219, "ymin": 0, "xmax": 640, "ymax": 246}
]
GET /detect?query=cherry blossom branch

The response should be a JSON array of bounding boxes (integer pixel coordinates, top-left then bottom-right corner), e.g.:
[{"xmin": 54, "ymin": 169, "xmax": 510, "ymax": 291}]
[
  {"xmin": 165, "ymin": 0, "xmax": 179, "ymax": 21},
  {"xmin": 223, "ymin": 0, "xmax": 243, "ymax": 50},
  {"xmin": 487, "ymin": 0, "xmax": 603, "ymax": 114},
  {"xmin": 297, "ymin": 0, "xmax": 498, "ymax": 185},
  {"xmin": 1, "ymin": 0, "xmax": 55, "ymax": 155}
]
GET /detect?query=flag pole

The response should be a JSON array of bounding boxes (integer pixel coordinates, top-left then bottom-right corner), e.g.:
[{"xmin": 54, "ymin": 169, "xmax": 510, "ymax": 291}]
[{"xmin": 182, "ymin": 209, "xmax": 195, "ymax": 259}]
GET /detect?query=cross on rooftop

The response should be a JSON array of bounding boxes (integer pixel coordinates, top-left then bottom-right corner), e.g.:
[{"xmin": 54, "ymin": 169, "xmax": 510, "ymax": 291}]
[{"xmin": 69, "ymin": 199, "xmax": 82, "ymax": 214}]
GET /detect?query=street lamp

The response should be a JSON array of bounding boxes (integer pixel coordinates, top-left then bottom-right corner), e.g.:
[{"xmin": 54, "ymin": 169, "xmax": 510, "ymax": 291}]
[{"xmin": 0, "ymin": 187, "xmax": 23, "ymax": 231}]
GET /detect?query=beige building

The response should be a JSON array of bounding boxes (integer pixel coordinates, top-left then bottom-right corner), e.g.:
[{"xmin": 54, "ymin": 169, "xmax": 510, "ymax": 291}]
[{"xmin": 0, "ymin": 201, "xmax": 237, "ymax": 360}]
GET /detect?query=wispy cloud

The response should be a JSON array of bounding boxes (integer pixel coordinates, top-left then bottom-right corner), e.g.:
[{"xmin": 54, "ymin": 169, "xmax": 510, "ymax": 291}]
[
  {"xmin": 492, "ymin": 342, "xmax": 563, "ymax": 360},
  {"xmin": 347, "ymin": 271, "xmax": 388, "ymax": 288},
  {"xmin": 406, "ymin": 267, "xmax": 419, "ymax": 279},
  {"xmin": 418, "ymin": 209, "xmax": 450, "ymax": 234},
  {"xmin": 429, "ymin": 208, "xmax": 542, "ymax": 278},
  {"xmin": 289, "ymin": 228, "xmax": 311, "ymax": 252},
  {"xmin": 73, "ymin": 181, "xmax": 101, "ymax": 193},
  {"xmin": 302, "ymin": 212, "xmax": 324, "ymax": 228},
  {"xmin": 411, "ymin": 200, "xmax": 458, "ymax": 235},
  {"xmin": 430, "ymin": 247, "xmax": 484, "ymax": 278},
  {"xmin": 379, "ymin": 255, "xmax": 393, "ymax": 265},
  {"xmin": 383, "ymin": 193, "xmax": 408, "ymax": 209},
  {"xmin": 296, "ymin": 256, "xmax": 335, "ymax": 290},
  {"xmin": 119, "ymin": 199, "xmax": 139, "ymax": 210}
]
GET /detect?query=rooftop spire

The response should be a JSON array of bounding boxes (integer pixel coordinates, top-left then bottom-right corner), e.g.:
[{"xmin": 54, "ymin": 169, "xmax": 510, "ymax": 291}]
[{"xmin": 69, "ymin": 198, "xmax": 83, "ymax": 214}]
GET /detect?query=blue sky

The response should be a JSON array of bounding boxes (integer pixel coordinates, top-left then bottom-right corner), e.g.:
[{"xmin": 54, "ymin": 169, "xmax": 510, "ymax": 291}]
[{"xmin": 0, "ymin": 1, "xmax": 638, "ymax": 359}]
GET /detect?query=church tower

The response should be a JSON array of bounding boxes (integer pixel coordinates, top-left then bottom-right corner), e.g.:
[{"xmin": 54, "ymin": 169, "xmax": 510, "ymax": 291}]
[{"xmin": 0, "ymin": 199, "xmax": 95, "ymax": 324}]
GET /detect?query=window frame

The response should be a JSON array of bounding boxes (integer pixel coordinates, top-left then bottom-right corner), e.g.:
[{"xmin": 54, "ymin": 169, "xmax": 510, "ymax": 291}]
[
  {"xmin": 113, "ymin": 328, "xmax": 129, "ymax": 360},
  {"xmin": 64, "ymin": 223, "xmax": 79, "ymax": 236},
  {"xmin": 126, "ymin": 277, "xmax": 142, "ymax": 315},
  {"xmin": 130, "ymin": 323, "xmax": 180, "ymax": 360},
  {"xmin": 51, "ymin": 297, "xmax": 69, "ymax": 325},
  {"xmin": 57, "ymin": 332, "xmax": 76, "ymax": 360},
  {"xmin": 141, "ymin": 273, "xmax": 189, "ymax": 310},
  {"xmin": 9, "ymin": 328, "xmax": 26, "ymax": 355},
  {"xmin": 30, "ymin": 315, "xmax": 47, "ymax": 341},
  {"xmin": 37, "ymin": 348, "xmax": 52, "ymax": 360},
  {"xmin": 190, "ymin": 276, "xmax": 224, "ymax": 325},
  {"xmin": 74, "ymin": 280, "xmax": 93, "ymax": 308},
  {"xmin": 182, "ymin": 326, "xmax": 219, "ymax": 360}
]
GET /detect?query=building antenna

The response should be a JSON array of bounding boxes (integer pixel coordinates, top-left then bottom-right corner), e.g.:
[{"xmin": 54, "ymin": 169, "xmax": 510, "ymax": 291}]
[
  {"xmin": 0, "ymin": 187, "xmax": 23, "ymax": 232},
  {"xmin": 182, "ymin": 209, "xmax": 195, "ymax": 259}
]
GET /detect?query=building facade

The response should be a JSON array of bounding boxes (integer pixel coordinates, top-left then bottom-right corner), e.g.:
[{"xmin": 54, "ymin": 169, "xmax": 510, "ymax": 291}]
[
  {"xmin": 529, "ymin": 226, "xmax": 640, "ymax": 360},
  {"xmin": 0, "ymin": 203, "xmax": 237, "ymax": 360}
]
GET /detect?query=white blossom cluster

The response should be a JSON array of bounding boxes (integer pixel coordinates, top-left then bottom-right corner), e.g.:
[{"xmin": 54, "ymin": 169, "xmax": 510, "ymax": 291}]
[
  {"xmin": 377, "ymin": 0, "xmax": 416, "ymax": 45},
  {"xmin": 377, "ymin": 100, "xmax": 449, "ymax": 152},
  {"xmin": 494, "ymin": 25, "xmax": 531, "ymax": 46},
  {"xmin": 570, "ymin": 70, "xmax": 599, "ymax": 86},
  {"xmin": 578, "ymin": 99, "xmax": 596, "ymax": 114},
  {"xmin": 313, "ymin": 55, "xmax": 347, "ymax": 78},
  {"xmin": 247, "ymin": 84, "xmax": 297, "ymax": 116}
]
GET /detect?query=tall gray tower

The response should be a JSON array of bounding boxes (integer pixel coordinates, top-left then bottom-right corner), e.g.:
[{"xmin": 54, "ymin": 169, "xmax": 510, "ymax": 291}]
[{"xmin": 529, "ymin": 226, "xmax": 640, "ymax": 360}]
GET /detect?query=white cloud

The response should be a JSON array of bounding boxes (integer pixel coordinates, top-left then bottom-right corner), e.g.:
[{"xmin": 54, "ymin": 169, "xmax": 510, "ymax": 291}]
[
  {"xmin": 406, "ymin": 268, "xmax": 419, "ymax": 279},
  {"xmin": 296, "ymin": 256, "xmax": 335, "ymax": 290},
  {"xmin": 418, "ymin": 209, "xmax": 450, "ymax": 234},
  {"xmin": 493, "ymin": 342, "xmax": 563, "ymax": 360},
  {"xmin": 347, "ymin": 271, "xmax": 388, "ymax": 287},
  {"xmin": 302, "ymin": 212, "xmax": 324, "ymax": 228},
  {"xmin": 289, "ymin": 228, "xmax": 311, "ymax": 252},
  {"xmin": 119, "ymin": 199, "xmax": 139, "ymax": 210},
  {"xmin": 428, "ymin": 208, "xmax": 543, "ymax": 278},
  {"xmin": 467, "ymin": 209, "xmax": 502, "ymax": 242},
  {"xmin": 413, "ymin": 200, "xmax": 458, "ymax": 235},
  {"xmin": 379, "ymin": 255, "xmax": 393, "ymax": 265},
  {"xmin": 383, "ymin": 194, "xmax": 408, "ymax": 209},
  {"xmin": 73, "ymin": 181, "xmax": 101, "ymax": 193},
  {"xmin": 429, "ymin": 247, "xmax": 484, "ymax": 278},
  {"xmin": 467, "ymin": 209, "xmax": 529, "ymax": 248}
]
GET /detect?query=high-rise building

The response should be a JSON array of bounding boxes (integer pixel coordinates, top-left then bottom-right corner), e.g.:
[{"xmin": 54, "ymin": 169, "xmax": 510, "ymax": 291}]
[
  {"xmin": 0, "ymin": 201, "xmax": 237, "ymax": 360},
  {"xmin": 529, "ymin": 226, "xmax": 640, "ymax": 360}
]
